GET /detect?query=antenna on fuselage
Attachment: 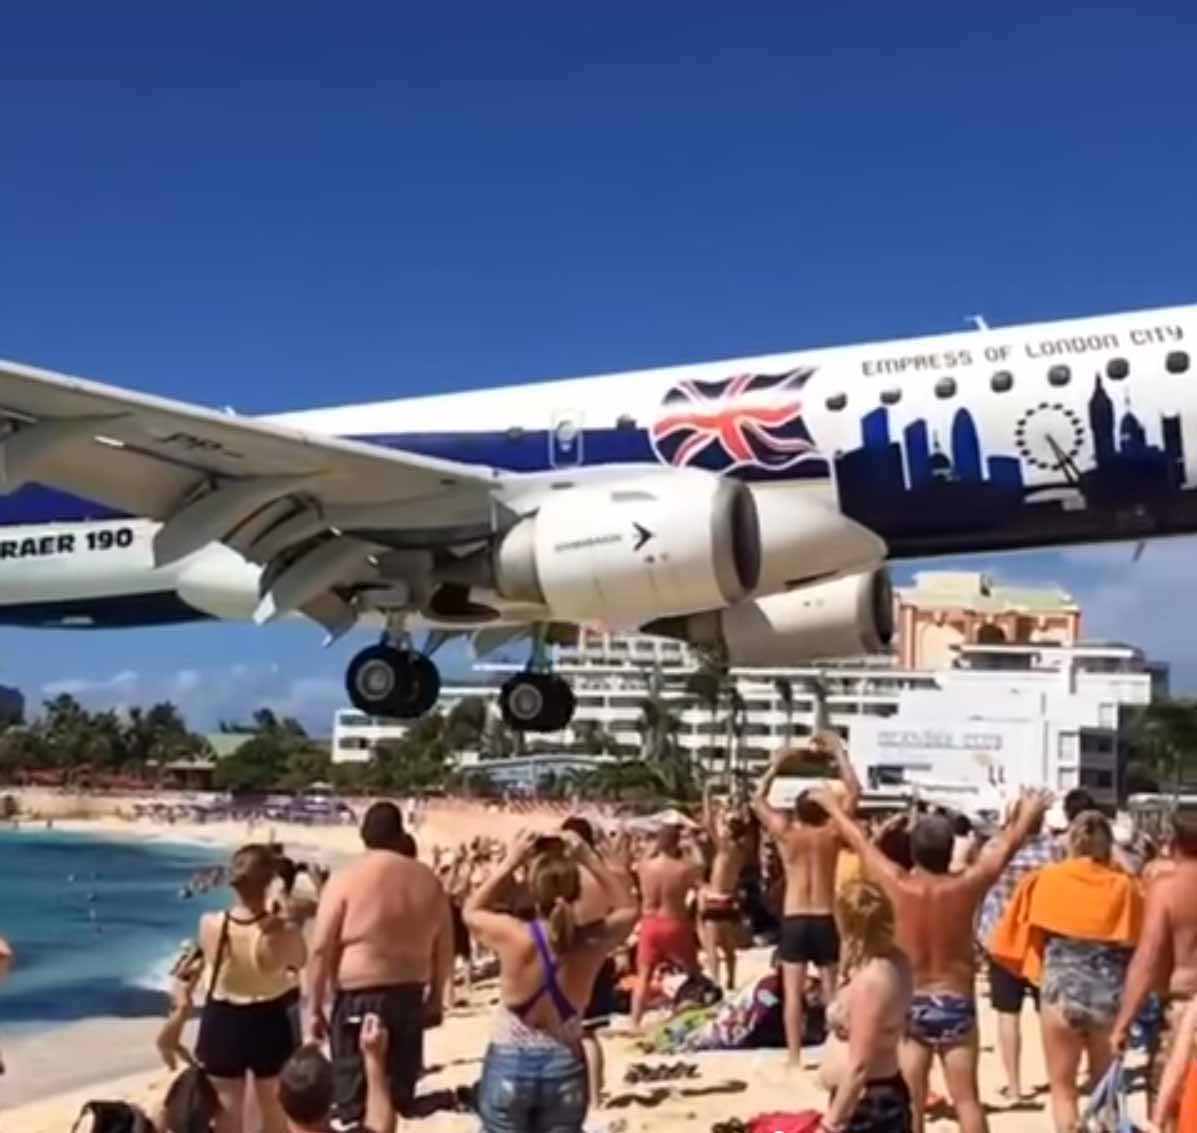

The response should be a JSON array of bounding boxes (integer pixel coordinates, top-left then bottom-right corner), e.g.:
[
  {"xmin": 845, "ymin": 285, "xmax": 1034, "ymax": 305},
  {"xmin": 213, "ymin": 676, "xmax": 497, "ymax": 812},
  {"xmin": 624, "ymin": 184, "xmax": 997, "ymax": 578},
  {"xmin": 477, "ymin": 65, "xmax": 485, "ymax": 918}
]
[{"xmin": 968, "ymin": 315, "xmax": 989, "ymax": 331}]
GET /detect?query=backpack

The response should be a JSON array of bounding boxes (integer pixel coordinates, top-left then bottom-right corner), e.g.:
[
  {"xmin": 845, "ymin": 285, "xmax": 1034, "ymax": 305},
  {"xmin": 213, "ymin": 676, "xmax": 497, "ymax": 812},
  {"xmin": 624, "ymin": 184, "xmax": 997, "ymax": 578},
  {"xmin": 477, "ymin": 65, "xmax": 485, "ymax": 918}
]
[{"xmin": 71, "ymin": 1100, "xmax": 155, "ymax": 1133}]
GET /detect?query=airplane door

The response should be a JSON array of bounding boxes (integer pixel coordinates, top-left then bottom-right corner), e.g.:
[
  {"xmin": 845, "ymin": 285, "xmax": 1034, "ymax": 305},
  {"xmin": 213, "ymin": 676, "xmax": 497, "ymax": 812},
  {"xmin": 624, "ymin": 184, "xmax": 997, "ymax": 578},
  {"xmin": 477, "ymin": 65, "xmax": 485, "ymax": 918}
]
[{"xmin": 549, "ymin": 410, "xmax": 585, "ymax": 468}]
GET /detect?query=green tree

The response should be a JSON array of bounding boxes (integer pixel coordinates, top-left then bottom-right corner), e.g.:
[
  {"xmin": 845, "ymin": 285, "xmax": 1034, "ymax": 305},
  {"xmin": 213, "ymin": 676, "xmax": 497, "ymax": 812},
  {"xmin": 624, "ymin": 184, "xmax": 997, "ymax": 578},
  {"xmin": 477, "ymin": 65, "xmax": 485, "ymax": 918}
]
[
  {"xmin": 445, "ymin": 696, "xmax": 488, "ymax": 753},
  {"xmin": 280, "ymin": 746, "xmax": 333, "ymax": 791},
  {"xmin": 212, "ymin": 708, "xmax": 317, "ymax": 792},
  {"xmin": 1124, "ymin": 698, "xmax": 1197, "ymax": 793},
  {"xmin": 630, "ymin": 666, "xmax": 698, "ymax": 803},
  {"xmin": 370, "ymin": 713, "xmax": 451, "ymax": 793},
  {"xmin": 213, "ymin": 733, "xmax": 291, "ymax": 792}
]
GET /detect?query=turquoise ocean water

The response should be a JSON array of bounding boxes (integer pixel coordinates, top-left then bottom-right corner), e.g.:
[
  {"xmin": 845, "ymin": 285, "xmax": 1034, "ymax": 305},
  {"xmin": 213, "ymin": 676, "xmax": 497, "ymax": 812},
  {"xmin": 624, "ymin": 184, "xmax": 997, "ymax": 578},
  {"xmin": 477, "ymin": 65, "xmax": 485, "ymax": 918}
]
[{"xmin": 0, "ymin": 828, "xmax": 226, "ymax": 1029}]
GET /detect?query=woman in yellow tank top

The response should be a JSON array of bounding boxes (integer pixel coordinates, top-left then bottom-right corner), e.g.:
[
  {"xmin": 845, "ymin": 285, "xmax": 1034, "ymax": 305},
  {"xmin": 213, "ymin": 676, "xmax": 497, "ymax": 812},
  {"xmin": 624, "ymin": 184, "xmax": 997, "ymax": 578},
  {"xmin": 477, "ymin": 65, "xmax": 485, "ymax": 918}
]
[{"xmin": 194, "ymin": 844, "xmax": 307, "ymax": 1133}]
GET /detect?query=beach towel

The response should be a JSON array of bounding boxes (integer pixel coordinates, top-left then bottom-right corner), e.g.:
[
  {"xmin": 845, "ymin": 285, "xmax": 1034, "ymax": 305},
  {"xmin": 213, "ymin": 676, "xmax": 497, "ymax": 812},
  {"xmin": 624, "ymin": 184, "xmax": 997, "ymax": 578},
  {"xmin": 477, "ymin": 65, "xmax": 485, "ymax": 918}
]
[
  {"xmin": 987, "ymin": 857, "xmax": 1142, "ymax": 986},
  {"xmin": 647, "ymin": 1005, "xmax": 714, "ymax": 1052},
  {"xmin": 1079, "ymin": 1058, "xmax": 1133, "ymax": 1133},
  {"xmin": 745, "ymin": 1111, "xmax": 822, "ymax": 1133}
]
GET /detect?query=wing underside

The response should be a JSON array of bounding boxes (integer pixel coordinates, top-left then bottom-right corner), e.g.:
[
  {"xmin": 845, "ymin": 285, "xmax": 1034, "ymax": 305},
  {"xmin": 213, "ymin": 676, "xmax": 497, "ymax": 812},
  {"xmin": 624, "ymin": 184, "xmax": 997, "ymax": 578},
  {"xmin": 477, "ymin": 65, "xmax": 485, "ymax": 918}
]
[{"xmin": 0, "ymin": 358, "xmax": 505, "ymax": 637}]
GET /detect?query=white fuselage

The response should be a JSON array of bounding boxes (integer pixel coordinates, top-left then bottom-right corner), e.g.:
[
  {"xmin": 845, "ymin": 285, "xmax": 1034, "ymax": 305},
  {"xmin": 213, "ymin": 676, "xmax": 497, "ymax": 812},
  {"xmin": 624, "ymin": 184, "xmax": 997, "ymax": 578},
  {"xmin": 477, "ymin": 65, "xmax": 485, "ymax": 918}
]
[{"xmin": 1, "ymin": 302, "xmax": 1193, "ymax": 629}]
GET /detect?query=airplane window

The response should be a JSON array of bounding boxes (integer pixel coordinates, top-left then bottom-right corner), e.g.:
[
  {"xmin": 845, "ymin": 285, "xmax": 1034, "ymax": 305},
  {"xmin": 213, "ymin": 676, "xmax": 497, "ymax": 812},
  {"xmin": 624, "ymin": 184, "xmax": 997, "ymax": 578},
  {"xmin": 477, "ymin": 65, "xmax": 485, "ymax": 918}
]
[
  {"xmin": 826, "ymin": 393, "xmax": 848, "ymax": 411},
  {"xmin": 990, "ymin": 370, "xmax": 1014, "ymax": 393},
  {"xmin": 1106, "ymin": 357, "xmax": 1129, "ymax": 380},
  {"xmin": 934, "ymin": 377, "xmax": 956, "ymax": 399},
  {"xmin": 1167, "ymin": 351, "xmax": 1191, "ymax": 374},
  {"xmin": 1048, "ymin": 364, "xmax": 1071, "ymax": 387},
  {"xmin": 880, "ymin": 388, "xmax": 902, "ymax": 406}
]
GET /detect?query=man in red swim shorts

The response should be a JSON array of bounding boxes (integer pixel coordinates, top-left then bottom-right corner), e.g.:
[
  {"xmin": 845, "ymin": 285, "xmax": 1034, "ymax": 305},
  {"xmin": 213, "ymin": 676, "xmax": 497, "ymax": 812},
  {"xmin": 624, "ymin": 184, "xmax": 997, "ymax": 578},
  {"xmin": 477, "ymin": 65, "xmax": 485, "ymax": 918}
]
[{"xmin": 631, "ymin": 823, "xmax": 703, "ymax": 1028}]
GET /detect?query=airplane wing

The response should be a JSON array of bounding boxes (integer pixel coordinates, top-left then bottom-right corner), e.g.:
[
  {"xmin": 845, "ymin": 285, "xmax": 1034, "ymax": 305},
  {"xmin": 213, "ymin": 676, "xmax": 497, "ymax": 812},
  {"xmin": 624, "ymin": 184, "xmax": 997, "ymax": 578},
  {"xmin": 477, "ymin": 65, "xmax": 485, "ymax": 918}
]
[{"xmin": 0, "ymin": 358, "xmax": 503, "ymax": 636}]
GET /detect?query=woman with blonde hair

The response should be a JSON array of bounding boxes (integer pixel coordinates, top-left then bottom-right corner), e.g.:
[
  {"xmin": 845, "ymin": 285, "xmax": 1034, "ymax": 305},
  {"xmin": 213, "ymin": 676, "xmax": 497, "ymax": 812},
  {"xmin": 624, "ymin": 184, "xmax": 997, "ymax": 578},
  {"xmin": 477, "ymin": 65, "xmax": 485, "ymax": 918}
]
[
  {"xmin": 818, "ymin": 879, "xmax": 913, "ymax": 1133},
  {"xmin": 990, "ymin": 811, "xmax": 1143, "ymax": 1133},
  {"xmin": 465, "ymin": 829, "xmax": 639, "ymax": 1133},
  {"xmin": 192, "ymin": 844, "xmax": 307, "ymax": 1133}
]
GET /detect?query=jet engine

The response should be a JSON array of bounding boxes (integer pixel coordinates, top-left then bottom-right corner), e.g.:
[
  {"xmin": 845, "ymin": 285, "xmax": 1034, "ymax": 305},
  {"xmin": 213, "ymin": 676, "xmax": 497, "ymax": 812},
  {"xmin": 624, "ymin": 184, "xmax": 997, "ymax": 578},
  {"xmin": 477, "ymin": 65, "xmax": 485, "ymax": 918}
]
[
  {"xmin": 492, "ymin": 470, "xmax": 761, "ymax": 624},
  {"xmin": 486, "ymin": 469, "xmax": 889, "ymax": 628},
  {"xmin": 644, "ymin": 569, "xmax": 894, "ymax": 664}
]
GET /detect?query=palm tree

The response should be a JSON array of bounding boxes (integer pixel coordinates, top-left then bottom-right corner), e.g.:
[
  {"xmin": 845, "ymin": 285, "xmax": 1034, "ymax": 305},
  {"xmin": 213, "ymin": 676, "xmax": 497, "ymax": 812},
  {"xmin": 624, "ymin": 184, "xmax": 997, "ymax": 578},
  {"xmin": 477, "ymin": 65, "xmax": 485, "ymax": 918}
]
[
  {"xmin": 1124, "ymin": 699, "xmax": 1197, "ymax": 794},
  {"xmin": 445, "ymin": 695, "xmax": 488, "ymax": 754},
  {"xmin": 773, "ymin": 677, "xmax": 795, "ymax": 747},
  {"xmin": 636, "ymin": 664, "xmax": 698, "ymax": 802},
  {"xmin": 686, "ymin": 668, "xmax": 722, "ymax": 775}
]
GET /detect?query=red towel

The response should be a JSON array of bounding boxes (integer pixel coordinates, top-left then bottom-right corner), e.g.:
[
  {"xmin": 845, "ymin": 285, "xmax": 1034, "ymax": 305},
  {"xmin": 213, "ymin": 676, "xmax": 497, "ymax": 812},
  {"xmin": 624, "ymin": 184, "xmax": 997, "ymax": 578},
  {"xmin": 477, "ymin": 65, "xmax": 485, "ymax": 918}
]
[{"xmin": 747, "ymin": 1113, "xmax": 822, "ymax": 1133}]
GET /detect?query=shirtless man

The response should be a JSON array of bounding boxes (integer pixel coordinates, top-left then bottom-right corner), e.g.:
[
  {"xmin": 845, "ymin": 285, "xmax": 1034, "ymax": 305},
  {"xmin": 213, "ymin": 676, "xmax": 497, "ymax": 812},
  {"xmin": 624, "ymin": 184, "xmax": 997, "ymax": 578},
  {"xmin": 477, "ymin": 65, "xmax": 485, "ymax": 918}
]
[
  {"xmin": 631, "ymin": 823, "xmax": 703, "ymax": 1029},
  {"xmin": 699, "ymin": 783, "xmax": 752, "ymax": 990},
  {"xmin": 1110, "ymin": 809, "xmax": 1197, "ymax": 1127},
  {"xmin": 752, "ymin": 731, "xmax": 862, "ymax": 1065},
  {"xmin": 811, "ymin": 786, "xmax": 1050, "ymax": 1133},
  {"xmin": 305, "ymin": 802, "xmax": 454, "ymax": 1129}
]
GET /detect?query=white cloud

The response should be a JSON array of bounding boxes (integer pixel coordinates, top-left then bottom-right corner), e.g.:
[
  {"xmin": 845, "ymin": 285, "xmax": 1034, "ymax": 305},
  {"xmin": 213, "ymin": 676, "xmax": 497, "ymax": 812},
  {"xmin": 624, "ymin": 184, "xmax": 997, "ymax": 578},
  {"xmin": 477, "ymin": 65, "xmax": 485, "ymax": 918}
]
[{"xmin": 40, "ymin": 663, "xmax": 346, "ymax": 735}]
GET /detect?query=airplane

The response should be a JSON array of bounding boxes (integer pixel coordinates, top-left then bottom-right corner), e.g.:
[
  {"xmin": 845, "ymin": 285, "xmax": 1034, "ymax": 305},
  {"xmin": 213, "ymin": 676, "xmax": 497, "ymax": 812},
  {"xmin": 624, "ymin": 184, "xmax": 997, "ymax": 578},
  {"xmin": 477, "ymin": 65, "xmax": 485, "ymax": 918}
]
[{"xmin": 0, "ymin": 302, "xmax": 1192, "ymax": 731}]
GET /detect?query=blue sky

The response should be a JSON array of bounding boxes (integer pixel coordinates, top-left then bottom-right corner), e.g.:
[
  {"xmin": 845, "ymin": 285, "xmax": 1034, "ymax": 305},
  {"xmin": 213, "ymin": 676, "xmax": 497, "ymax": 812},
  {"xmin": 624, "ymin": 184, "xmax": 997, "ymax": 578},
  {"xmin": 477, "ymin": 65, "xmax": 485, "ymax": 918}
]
[{"xmin": 2, "ymin": 4, "xmax": 1196, "ymax": 730}]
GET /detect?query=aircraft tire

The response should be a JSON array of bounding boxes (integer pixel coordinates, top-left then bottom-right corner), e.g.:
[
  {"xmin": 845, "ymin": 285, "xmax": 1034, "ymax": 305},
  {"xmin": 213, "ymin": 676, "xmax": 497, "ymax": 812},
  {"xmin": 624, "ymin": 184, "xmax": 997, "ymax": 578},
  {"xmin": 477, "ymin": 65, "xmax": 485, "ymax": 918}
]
[
  {"xmin": 544, "ymin": 675, "xmax": 575, "ymax": 731},
  {"xmin": 499, "ymin": 672, "xmax": 576, "ymax": 732},
  {"xmin": 345, "ymin": 646, "xmax": 440, "ymax": 719}
]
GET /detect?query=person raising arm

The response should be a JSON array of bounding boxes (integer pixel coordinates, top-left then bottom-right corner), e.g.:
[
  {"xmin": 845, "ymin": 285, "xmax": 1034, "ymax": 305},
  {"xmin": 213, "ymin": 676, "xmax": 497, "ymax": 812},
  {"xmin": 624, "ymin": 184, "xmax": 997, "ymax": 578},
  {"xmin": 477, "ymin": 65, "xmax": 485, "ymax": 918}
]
[
  {"xmin": 464, "ymin": 830, "xmax": 639, "ymax": 1133},
  {"xmin": 752, "ymin": 731, "xmax": 863, "ymax": 1066},
  {"xmin": 809, "ymin": 787, "xmax": 1050, "ymax": 1133}
]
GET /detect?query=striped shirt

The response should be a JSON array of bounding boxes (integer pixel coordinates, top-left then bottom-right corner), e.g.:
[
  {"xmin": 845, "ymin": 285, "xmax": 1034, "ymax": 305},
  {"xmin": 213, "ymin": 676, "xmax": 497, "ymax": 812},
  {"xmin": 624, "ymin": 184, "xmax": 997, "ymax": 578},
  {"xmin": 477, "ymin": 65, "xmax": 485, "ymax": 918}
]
[{"xmin": 976, "ymin": 832, "xmax": 1064, "ymax": 948}]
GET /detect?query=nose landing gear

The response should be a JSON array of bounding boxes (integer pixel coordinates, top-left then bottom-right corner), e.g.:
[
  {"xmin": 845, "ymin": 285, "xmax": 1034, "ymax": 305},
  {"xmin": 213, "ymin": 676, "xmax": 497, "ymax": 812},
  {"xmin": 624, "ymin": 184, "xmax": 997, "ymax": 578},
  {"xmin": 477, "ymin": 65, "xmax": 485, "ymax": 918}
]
[{"xmin": 345, "ymin": 643, "xmax": 441, "ymax": 719}]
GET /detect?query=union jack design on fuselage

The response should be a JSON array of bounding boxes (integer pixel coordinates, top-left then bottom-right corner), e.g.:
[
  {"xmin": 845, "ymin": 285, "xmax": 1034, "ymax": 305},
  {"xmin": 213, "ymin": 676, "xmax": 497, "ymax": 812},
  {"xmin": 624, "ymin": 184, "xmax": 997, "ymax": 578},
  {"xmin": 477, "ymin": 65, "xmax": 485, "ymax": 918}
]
[{"xmin": 649, "ymin": 366, "xmax": 829, "ymax": 477}]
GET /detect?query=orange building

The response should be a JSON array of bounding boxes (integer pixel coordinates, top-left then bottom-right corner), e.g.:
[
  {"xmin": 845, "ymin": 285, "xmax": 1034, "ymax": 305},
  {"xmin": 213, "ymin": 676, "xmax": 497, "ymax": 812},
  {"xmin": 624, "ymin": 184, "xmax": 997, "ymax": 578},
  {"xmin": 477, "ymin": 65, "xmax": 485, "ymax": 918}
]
[{"xmin": 894, "ymin": 571, "xmax": 1081, "ymax": 670}]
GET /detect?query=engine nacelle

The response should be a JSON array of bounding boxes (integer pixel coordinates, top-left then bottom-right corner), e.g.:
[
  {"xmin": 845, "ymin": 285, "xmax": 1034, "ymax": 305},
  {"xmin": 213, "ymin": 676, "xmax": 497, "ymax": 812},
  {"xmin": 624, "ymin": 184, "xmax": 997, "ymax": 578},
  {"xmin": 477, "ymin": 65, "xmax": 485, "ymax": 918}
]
[
  {"xmin": 750, "ymin": 484, "xmax": 887, "ymax": 593},
  {"xmin": 645, "ymin": 569, "xmax": 894, "ymax": 664},
  {"xmin": 493, "ymin": 470, "xmax": 761, "ymax": 624}
]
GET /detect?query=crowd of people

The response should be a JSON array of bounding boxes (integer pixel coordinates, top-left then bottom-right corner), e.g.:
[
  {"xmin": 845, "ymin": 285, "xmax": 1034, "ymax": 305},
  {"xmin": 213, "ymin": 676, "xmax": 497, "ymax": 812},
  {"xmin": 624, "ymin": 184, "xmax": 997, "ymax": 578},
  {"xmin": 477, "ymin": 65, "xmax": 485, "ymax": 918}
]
[{"xmin": 20, "ymin": 731, "xmax": 1197, "ymax": 1133}]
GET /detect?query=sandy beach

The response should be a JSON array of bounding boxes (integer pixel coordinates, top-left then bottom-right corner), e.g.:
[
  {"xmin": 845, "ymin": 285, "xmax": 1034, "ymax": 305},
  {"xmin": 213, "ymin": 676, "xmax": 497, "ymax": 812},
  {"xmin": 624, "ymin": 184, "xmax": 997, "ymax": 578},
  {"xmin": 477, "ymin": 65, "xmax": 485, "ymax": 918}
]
[
  {"xmin": 2, "ymin": 957, "xmax": 1149, "ymax": 1132},
  {"xmin": 0, "ymin": 801, "xmax": 1150, "ymax": 1130}
]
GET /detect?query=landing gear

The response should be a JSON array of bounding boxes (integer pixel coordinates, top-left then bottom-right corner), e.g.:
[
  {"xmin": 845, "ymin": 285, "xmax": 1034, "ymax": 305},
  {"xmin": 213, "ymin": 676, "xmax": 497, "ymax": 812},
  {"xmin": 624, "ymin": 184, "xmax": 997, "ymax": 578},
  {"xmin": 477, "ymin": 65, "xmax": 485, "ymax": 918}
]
[
  {"xmin": 498, "ymin": 624, "xmax": 575, "ymax": 731},
  {"xmin": 345, "ymin": 643, "xmax": 441, "ymax": 719},
  {"xmin": 499, "ymin": 672, "xmax": 575, "ymax": 732}
]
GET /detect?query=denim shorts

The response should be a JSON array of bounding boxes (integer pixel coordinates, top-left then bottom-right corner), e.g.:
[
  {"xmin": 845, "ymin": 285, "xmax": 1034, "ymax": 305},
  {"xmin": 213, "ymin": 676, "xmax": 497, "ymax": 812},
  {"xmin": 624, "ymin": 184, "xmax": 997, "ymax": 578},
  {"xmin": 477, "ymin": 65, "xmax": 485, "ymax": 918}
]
[{"xmin": 477, "ymin": 1041, "xmax": 588, "ymax": 1133}]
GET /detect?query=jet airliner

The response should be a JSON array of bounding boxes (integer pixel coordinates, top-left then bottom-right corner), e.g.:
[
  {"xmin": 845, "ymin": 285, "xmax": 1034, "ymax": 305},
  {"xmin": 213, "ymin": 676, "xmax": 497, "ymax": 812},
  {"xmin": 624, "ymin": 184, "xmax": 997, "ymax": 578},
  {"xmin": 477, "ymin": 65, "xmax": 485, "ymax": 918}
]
[{"xmin": 0, "ymin": 303, "xmax": 1191, "ymax": 730}]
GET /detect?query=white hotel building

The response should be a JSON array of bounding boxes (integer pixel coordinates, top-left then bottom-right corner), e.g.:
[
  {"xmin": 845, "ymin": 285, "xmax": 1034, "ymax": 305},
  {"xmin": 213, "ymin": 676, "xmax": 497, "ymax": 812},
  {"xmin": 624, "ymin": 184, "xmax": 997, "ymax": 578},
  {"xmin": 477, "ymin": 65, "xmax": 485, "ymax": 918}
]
[{"xmin": 332, "ymin": 572, "xmax": 1166, "ymax": 808}]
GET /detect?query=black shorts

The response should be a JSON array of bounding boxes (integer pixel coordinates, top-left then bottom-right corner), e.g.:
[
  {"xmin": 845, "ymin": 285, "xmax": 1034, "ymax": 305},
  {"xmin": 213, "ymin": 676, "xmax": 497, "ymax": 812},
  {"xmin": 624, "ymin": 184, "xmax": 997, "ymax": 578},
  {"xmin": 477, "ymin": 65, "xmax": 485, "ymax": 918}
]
[
  {"xmin": 451, "ymin": 902, "xmax": 471, "ymax": 960},
  {"xmin": 779, "ymin": 914, "xmax": 840, "ymax": 967},
  {"xmin": 988, "ymin": 957, "xmax": 1039, "ymax": 1014},
  {"xmin": 332, "ymin": 983, "xmax": 425, "ymax": 1123},
  {"xmin": 197, "ymin": 993, "xmax": 297, "ymax": 1080},
  {"xmin": 700, "ymin": 901, "xmax": 742, "ymax": 924},
  {"xmin": 583, "ymin": 959, "xmax": 619, "ymax": 1032}
]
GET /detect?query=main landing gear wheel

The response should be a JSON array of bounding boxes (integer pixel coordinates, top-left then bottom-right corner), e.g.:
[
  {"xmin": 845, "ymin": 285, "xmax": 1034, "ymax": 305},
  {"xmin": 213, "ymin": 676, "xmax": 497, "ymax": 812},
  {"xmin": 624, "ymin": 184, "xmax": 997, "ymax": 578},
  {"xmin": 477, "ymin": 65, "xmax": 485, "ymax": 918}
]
[
  {"xmin": 499, "ymin": 672, "xmax": 576, "ymax": 732},
  {"xmin": 345, "ymin": 645, "xmax": 441, "ymax": 719}
]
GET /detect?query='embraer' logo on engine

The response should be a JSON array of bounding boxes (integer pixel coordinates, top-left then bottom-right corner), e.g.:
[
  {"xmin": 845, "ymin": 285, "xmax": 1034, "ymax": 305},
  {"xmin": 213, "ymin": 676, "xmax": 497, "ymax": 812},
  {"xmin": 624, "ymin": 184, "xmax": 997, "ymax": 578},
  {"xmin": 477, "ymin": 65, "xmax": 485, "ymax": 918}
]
[{"xmin": 632, "ymin": 523, "xmax": 653, "ymax": 551}]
